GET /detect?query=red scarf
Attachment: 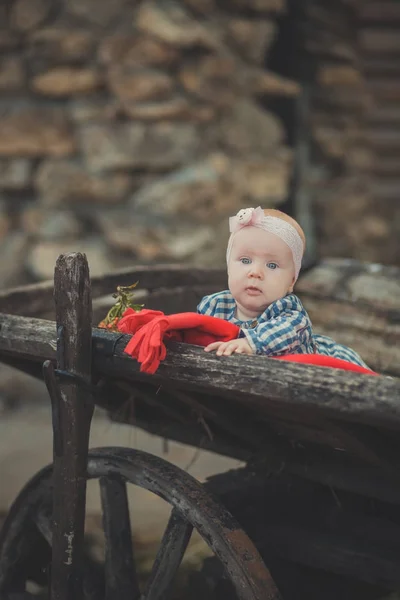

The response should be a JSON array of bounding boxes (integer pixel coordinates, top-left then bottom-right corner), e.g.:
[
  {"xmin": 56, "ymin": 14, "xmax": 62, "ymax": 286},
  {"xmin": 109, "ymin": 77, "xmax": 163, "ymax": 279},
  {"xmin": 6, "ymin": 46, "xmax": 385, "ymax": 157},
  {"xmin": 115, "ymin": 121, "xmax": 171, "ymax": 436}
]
[{"xmin": 117, "ymin": 308, "xmax": 377, "ymax": 376}]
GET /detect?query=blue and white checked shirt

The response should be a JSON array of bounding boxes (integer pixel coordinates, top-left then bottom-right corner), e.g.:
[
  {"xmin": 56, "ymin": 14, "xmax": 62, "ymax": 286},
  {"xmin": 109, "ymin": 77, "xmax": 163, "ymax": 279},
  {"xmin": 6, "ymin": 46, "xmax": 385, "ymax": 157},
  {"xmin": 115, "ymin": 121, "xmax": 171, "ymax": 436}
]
[{"xmin": 197, "ymin": 290, "xmax": 369, "ymax": 368}]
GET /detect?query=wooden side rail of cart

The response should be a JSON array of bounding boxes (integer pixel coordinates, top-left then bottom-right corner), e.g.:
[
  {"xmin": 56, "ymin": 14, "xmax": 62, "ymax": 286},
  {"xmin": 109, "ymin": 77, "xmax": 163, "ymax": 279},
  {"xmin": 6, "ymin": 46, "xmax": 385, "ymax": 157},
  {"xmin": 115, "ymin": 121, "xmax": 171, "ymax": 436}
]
[{"xmin": 0, "ymin": 253, "xmax": 398, "ymax": 600}]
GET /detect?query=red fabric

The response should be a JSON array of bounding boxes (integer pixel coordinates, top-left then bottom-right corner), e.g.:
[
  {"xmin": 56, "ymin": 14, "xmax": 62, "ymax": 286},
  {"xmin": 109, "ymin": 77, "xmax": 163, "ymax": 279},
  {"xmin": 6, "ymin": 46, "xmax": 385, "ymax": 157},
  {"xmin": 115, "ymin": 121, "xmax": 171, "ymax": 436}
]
[
  {"xmin": 273, "ymin": 353, "xmax": 378, "ymax": 375},
  {"xmin": 118, "ymin": 309, "xmax": 240, "ymax": 374},
  {"xmin": 117, "ymin": 308, "xmax": 378, "ymax": 376}
]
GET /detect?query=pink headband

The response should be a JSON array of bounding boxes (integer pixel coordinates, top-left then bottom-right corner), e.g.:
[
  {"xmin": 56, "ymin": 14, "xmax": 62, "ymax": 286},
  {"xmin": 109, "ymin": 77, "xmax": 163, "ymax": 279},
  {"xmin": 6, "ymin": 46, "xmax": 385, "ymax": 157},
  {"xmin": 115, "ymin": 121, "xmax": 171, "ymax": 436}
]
[{"xmin": 226, "ymin": 207, "xmax": 303, "ymax": 280}]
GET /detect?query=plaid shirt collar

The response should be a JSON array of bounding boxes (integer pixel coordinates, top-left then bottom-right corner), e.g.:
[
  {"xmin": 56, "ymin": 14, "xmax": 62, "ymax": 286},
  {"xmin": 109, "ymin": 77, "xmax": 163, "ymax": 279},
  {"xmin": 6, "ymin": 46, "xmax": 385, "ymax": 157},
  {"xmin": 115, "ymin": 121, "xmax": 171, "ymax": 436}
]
[{"xmin": 223, "ymin": 291, "xmax": 304, "ymax": 325}]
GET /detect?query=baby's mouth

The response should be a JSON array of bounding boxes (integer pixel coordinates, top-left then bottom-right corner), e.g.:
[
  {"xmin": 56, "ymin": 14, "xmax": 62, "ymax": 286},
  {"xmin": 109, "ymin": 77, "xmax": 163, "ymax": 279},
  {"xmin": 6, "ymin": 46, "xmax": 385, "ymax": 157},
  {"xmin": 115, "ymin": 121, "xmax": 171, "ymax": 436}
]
[{"xmin": 245, "ymin": 286, "xmax": 262, "ymax": 295}]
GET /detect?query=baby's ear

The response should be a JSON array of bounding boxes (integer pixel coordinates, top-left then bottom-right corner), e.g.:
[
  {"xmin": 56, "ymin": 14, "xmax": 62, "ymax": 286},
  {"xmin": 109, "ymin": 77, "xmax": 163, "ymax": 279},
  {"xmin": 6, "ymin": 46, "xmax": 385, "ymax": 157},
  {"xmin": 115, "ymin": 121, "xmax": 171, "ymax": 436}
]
[{"xmin": 288, "ymin": 275, "xmax": 296, "ymax": 293}]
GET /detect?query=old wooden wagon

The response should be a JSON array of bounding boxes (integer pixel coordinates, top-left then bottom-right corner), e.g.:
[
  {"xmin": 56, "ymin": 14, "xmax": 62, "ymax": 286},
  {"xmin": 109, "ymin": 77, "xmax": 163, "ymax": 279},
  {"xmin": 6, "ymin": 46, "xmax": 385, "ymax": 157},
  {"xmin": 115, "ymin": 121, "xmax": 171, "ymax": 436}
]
[{"xmin": 0, "ymin": 253, "xmax": 399, "ymax": 600}]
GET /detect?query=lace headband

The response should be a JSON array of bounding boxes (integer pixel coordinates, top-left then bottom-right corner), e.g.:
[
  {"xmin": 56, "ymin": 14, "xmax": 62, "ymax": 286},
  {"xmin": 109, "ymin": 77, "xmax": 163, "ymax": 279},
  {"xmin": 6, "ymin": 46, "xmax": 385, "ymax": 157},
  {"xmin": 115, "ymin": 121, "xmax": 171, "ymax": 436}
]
[{"xmin": 226, "ymin": 207, "xmax": 303, "ymax": 280}]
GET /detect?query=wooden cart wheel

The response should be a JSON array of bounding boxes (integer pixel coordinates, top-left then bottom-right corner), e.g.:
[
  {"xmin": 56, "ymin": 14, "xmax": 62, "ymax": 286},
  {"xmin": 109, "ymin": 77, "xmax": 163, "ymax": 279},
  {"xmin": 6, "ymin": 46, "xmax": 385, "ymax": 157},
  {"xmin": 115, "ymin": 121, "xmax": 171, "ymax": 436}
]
[{"xmin": 0, "ymin": 447, "xmax": 280, "ymax": 600}]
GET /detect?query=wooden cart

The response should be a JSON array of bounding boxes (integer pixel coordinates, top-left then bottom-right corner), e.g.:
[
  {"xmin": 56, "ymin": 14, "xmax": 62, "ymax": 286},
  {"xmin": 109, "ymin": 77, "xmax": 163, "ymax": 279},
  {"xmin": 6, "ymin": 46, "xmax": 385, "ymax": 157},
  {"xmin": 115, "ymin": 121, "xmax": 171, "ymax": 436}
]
[{"xmin": 0, "ymin": 252, "xmax": 399, "ymax": 600}]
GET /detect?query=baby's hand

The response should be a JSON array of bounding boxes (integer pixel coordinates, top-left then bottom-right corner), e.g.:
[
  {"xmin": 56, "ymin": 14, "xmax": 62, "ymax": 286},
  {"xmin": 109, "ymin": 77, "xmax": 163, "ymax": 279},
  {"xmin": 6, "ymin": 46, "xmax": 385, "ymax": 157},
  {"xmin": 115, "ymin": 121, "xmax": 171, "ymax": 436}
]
[{"xmin": 204, "ymin": 338, "xmax": 254, "ymax": 356}]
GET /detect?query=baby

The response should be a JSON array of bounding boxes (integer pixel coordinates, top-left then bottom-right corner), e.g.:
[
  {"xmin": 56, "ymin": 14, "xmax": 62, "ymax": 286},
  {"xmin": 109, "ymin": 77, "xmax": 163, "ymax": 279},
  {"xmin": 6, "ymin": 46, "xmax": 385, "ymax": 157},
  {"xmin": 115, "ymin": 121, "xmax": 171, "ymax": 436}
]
[{"xmin": 197, "ymin": 206, "xmax": 368, "ymax": 368}]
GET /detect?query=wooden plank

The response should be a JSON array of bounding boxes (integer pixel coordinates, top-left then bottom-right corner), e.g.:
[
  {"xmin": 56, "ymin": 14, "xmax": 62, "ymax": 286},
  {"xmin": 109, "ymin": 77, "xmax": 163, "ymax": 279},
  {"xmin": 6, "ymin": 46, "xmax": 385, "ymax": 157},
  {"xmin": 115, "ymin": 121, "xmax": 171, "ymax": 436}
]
[
  {"xmin": 49, "ymin": 253, "xmax": 93, "ymax": 600},
  {"xmin": 254, "ymin": 524, "xmax": 400, "ymax": 587},
  {"xmin": 1, "ymin": 314, "xmax": 397, "ymax": 429},
  {"xmin": 210, "ymin": 468, "xmax": 400, "ymax": 586},
  {"xmin": 108, "ymin": 342, "xmax": 400, "ymax": 429},
  {"xmin": 296, "ymin": 260, "xmax": 400, "ymax": 376},
  {"xmin": 1, "ymin": 261, "xmax": 399, "ymax": 382},
  {"xmin": 283, "ymin": 447, "xmax": 400, "ymax": 505},
  {"xmin": 296, "ymin": 259, "xmax": 400, "ymax": 314},
  {"xmin": 3, "ymin": 313, "xmax": 400, "ymax": 500},
  {"xmin": 0, "ymin": 315, "xmax": 56, "ymax": 362},
  {"xmin": 295, "ymin": 301, "xmax": 400, "ymax": 377},
  {"xmin": 112, "ymin": 395, "xmax": 400, "ymax": 505},
  {"xmin": 0, "ymin": 264, "xmax": 227, "ymax": 318}
]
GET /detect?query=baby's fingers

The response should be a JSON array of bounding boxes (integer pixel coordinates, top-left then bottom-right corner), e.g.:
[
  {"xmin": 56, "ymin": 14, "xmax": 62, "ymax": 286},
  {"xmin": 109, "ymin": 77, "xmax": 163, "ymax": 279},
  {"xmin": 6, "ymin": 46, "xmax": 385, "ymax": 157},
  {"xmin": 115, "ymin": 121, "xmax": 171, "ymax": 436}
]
[
  {"xmin": 217, "ymin": 342, "xmax": 237, "ymax": 356},
  {"xmin": 204, "ymin": 341, "xmax": 224, "ymax": 352}
]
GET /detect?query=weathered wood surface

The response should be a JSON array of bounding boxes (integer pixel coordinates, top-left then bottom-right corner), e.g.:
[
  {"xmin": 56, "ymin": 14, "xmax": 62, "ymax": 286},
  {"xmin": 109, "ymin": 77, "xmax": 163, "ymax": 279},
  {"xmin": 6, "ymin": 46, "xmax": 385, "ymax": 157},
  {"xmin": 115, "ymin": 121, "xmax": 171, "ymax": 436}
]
[
  {"xmin": 1, "ymin": 306, "xmax": 400, "ymax": 503},
  {"xmin": 209, "ymin": 468, "xmax": 400, "ymax": 588},
  {"xmin": 296, "ymin": 259, "xmax": 400, "ymax": 377},
  {"xmin": 0, "ymin": 258, "xmax": 397, "ymax": 378},
  {"xmin": 0, "ymin": 257, "xmax": 399, "ymax": 472},
  {"xmin": 102, "ymin": 342, "xmax": 400, "ymax": 431},
  {"xmin": 0, "ymin": 312, "xmax": 399, "ymax": 431},
  {"xmin": 0, "ymin": 265, "xmax": 227, "ymax": 319},
  {"xmin": 49, "ymin": 253, "xmax": 93, "ymax": 600}
]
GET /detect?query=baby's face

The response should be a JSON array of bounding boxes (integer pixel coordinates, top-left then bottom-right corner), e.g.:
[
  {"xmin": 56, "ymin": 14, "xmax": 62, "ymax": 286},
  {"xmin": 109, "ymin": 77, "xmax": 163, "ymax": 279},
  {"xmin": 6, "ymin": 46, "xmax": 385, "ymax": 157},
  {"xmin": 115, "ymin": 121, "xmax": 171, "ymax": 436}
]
[{"xmin": 228, "ymin": 226, "xmax": 296, "ymax": 320}]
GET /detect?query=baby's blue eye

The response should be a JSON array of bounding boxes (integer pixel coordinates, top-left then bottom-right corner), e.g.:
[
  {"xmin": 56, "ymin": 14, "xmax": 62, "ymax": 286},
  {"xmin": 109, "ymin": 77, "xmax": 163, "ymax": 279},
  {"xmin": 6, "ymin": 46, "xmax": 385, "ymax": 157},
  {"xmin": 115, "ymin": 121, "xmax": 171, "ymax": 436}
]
[
  {"xmin": 240, "ymin": 257, "xmax": 251, "ymax": 264},
  {"xmin": 267, "ymin": 262, "xmax": 278, "ymax": 269}
]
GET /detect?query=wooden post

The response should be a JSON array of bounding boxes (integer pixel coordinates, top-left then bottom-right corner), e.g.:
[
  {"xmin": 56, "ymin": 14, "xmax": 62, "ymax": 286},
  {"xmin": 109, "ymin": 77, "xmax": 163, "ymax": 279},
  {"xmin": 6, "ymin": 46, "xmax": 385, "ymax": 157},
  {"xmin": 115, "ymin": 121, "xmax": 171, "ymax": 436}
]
[{"xmin": 50, "ymin": 253, "xmax": 94, "ymax": 600}]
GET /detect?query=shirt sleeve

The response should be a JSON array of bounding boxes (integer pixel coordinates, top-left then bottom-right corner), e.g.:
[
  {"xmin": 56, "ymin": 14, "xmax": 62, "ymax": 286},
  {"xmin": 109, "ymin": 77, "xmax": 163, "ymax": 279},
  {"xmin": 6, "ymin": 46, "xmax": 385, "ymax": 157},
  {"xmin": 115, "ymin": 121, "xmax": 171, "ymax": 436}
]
[
  {"xmin": 241, "ymin": 310, "xmax": 312, "ymax": 355},
  {"xmin": 197, "ymin": 294, "xmax": 217, "ymax": 316}
]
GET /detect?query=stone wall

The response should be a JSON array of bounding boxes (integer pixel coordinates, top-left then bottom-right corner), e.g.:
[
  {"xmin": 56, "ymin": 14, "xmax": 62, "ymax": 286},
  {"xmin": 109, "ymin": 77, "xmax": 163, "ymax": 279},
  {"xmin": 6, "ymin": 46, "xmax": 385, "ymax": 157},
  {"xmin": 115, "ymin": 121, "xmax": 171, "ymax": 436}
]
[
  {"xmin": 0, "ymin": 0, "xmax": 299, "ymax": 287},
  {"xmin": 306, "ymin": 0, "xmax": 399, "ymax": 267}
]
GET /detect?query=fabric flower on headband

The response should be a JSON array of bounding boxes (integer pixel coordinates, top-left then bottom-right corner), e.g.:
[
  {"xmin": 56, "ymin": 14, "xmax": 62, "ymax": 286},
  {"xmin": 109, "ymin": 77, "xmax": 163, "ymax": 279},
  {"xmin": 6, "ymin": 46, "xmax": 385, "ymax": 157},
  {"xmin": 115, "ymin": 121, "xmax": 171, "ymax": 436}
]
[{"xmin": 229, "ymin": 206, "xmax": 264, "ymax": 233}]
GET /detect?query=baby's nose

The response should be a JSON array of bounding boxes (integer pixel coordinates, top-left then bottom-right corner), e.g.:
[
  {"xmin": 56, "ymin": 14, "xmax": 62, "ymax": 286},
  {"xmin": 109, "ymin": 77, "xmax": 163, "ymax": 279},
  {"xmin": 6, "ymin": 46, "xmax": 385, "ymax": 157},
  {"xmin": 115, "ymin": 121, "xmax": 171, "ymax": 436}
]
[{"xmin": 249, "ymin": 265, "xmax": 263, "ymax": 279}]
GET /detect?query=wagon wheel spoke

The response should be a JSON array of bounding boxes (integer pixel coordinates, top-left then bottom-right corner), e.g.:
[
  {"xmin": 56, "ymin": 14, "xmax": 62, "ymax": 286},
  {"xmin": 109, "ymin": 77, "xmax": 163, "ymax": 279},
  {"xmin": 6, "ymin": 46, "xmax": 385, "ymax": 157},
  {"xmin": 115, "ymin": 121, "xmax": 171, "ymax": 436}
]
[
  {"xmin": 34, "ymin": 507, "xmax": 52, "ymax": 544},
  {"xmin": 100, "ymin": 476, "xmax": 140, "ymax": 600},
  {"xmin": 0, "ymin": 450, "xmax": 279, "ymax": 600},
  {"xmin": 143, "ymin": 508, "xmax": 193, "ymax": 600}
]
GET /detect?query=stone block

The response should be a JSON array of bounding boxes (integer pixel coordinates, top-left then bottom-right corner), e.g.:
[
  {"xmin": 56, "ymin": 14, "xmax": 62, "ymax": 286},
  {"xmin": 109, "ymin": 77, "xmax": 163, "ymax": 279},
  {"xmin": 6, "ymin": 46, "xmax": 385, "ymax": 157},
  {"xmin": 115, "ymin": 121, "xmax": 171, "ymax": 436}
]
[
  {"xmin": 98, "ymin": 33, "xmax": 180, "ymax": 68},
  {"xmin": 66, "ymin": 0, "xmax": 134, "ymax": 27},
  {"xmin": 121, "ymin": 97, "xmax": 216, "ymax": 122},
  {"xmin": 179, "ymin": 54, "xmax": 238, "ymax": 107},
  {"xmin": 28, "ymin": 28, "xmax": 95, "ymax": 63},
  {"xmin": 218, "ymin": 99, "xmax": 284, "ymax": 155},
  {"xmin": 0, "ymin": 107, "xmax": 76, "ymax": 157},
  {"xmin": 137, "ymin": 0, "xmax": 219, "ymax": 49},
  {"xmin": 27, "ymin": 238, "xmax": 114, "ymax": 280},
  {"xmin": 9, "ymin": 0, "xmax": 52, "ymax": 32},
  {"xmin": 107, "ymin": 68, "xmax": 174, "ymax": 103},
  {"xmin": 80, "ymin": 122, "xmax": 200, "ymax": 171},
  {"xmin": 35, "ymin": 159, "xmax": 133, "ymax": 206},
  {"xmin": 225, "ymin": 18, "xmax": 276, "ymax": 63},
  {"xmin": 32, "ymin": 67, "xmax": 102, "ymax": 96},
  {"xmin": 68, "ymin": 99, "xmax": 119, "ymax": 123},
  {"xmin": 0, "ymin": 56, "xmax": 25, "ymax": 92},
  {"xmin": 130, "ymin": 155, "xmax": 236, "ymax": 222},
  {"xmin": 225, "ymin": 0, "xmax": 285, "ymax": 12},
  {"xmin": 0, "ymin": 159, "xmax": 32, "ymax": 190}
]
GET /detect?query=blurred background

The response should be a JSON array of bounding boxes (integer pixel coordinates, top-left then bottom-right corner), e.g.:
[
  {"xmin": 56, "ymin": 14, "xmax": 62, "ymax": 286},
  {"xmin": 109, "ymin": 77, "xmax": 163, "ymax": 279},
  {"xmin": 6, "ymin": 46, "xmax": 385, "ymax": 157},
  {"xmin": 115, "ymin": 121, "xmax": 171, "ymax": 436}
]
[
  {"xmin": 0, "ymin": 0, "xmax": 399, "ymax": 593},
  {"xmin": 0, "ymin": 0, "xmax": 398, "ymax": 290}
]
